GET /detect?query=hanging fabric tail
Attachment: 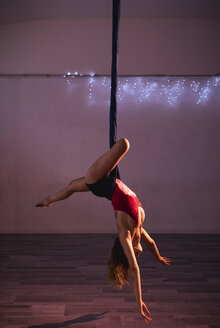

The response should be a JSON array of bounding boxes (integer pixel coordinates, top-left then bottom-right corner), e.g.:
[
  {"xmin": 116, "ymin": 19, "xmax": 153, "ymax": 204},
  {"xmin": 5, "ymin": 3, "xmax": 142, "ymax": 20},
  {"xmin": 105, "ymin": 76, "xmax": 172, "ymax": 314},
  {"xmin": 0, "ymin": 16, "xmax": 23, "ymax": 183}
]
[{"xmin": 109, "ymin": 0, "xmax": 121, "ymax": 179}]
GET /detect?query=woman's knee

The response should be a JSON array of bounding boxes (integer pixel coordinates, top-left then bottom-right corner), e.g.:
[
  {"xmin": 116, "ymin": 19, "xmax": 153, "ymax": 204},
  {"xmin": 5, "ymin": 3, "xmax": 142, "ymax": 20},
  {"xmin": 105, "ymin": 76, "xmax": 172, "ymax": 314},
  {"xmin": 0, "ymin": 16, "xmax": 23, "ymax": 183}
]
[{"xmin": 118, "ymin": 138, "xmax": 130, "ymax": 152}]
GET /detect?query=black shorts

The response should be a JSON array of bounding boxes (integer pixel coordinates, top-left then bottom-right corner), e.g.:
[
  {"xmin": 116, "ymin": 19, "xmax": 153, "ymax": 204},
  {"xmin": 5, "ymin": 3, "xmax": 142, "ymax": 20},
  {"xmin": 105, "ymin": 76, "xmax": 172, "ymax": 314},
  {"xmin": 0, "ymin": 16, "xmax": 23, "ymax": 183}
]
[{"xmin": 86, "ymin": 175, "xmax": 116, "ymax": 200}]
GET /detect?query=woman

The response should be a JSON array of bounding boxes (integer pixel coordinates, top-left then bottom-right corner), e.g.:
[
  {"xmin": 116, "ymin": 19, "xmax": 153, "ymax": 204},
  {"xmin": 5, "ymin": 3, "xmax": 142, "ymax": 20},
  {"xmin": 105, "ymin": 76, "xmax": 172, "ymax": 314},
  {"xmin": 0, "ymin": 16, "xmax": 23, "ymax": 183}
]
[{"xmin": 36, "ymin": 138, "xmax": 171, "ymax": 325}]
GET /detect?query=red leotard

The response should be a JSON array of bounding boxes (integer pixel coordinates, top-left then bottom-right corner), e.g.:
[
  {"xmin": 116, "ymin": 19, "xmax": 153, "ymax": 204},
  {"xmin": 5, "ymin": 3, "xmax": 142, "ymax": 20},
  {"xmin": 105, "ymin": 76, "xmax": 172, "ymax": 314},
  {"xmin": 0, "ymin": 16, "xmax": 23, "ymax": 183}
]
[{"xmin": 111, "ymin": 179, "xmax": 142, "ymax": 227}]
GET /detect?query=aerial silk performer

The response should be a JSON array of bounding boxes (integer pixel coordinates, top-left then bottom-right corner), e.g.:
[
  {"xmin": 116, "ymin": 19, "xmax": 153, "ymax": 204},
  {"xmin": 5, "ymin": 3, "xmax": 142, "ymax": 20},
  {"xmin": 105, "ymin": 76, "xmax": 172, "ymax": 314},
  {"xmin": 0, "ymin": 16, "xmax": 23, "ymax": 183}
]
[{"xmin": 36, "ymin": 1, "xmax": 171, "ymax": 325}]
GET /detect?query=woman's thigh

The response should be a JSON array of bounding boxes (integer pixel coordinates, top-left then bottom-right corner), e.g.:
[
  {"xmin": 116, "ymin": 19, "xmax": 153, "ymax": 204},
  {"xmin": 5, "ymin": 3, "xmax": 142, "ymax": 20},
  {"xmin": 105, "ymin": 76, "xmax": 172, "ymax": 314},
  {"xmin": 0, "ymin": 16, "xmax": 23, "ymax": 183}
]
[{"xmin": 86, "ymin": 138, "xmax": 129, "ymax": 184}]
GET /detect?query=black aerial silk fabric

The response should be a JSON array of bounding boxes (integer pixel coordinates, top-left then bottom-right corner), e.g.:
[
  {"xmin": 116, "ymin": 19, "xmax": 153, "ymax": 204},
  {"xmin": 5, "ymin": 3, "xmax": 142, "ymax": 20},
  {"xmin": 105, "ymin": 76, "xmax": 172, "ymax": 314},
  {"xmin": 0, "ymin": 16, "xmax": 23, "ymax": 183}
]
[
  {"xmin": 109, "ymin": 0, "xmax": 121, "ymax": 182},
  {"xmin": 86, "ymin": 0, "xmax": 121, "ymax": 201}
]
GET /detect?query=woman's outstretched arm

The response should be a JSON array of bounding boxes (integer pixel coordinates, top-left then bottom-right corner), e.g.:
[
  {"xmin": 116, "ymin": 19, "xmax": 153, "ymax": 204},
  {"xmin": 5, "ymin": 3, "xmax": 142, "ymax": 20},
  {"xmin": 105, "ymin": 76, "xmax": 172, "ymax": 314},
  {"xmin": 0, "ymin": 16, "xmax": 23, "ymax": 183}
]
[
  {"xmin": 36, "ymin": 176, "xmax": 89, "ymax": 207},
  {"xmin": 117, "ymin": 217, "xmax": 152, "ymax": 325},
  {"xmin": 141, "ymin": 228, "xmax": 171, "ymax": 266}
]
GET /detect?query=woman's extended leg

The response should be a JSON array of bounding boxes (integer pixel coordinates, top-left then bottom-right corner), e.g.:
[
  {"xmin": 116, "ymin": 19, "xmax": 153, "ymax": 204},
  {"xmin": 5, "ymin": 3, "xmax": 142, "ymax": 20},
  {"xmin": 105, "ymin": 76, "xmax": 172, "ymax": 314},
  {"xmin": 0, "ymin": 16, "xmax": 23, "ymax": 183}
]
[
  {"xmin": 36, "ymin": 176, "xmax": 89, "ymax": 207},
  {"xmin": 36, "ymin": 138, "xmax": 129, "ymax": 207},
  {"xmin": 86, "ymin": 138, "xmax": 130, "ymax": 184}
]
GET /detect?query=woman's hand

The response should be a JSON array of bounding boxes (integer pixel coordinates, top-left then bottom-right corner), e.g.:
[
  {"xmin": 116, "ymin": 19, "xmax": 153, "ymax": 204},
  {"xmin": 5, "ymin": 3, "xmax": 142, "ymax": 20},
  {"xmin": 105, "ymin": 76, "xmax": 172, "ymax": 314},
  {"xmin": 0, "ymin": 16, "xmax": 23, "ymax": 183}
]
[
  {"xmin": 138, "ymin": 300, "xmax": 152, "ymax": 325},
  {"xmin": 158, "ymin": 256, "xmax": 171, "ymax": 265}
]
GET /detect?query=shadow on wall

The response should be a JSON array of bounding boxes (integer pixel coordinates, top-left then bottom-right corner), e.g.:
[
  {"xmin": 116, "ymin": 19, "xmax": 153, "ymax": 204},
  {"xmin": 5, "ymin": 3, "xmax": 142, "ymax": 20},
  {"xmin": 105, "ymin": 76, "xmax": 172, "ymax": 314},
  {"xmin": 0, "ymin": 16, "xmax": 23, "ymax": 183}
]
[{"xmin": 26, "ymin": 312, "xmax": 108, "ymax": 328}]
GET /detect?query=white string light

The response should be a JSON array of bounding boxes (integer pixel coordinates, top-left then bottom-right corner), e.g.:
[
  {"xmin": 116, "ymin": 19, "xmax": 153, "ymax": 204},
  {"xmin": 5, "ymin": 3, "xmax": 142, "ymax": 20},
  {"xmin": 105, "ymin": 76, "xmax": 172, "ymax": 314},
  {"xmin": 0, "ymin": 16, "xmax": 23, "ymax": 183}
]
[
  {"xmin": 2, "ymin": 72, "xmax": 219, "ymax": 106},
  {"xmin": 64, "ymin": 73, "xmax": 220, "ymax": 105},
  {"xmin": 89, "ymin": 76, "xmax": 95, "ymax": 100},
  {"xmin": 65, "ymin": 75, "xmax": 218, "ymax": 106}
]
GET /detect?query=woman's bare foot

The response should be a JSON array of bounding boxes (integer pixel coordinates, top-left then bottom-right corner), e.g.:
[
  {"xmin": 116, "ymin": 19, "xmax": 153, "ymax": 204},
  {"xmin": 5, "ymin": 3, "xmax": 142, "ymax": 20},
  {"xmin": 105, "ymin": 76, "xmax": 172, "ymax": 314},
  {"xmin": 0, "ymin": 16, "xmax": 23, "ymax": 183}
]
[{"xmin": 36, "ymin": 197, "xmax": 51, "ymax": 207}]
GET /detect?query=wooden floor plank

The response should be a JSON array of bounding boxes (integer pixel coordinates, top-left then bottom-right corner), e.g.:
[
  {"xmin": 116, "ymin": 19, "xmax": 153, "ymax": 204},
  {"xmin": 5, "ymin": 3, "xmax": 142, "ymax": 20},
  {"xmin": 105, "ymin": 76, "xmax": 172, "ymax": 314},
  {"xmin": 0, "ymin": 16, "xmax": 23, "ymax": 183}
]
[{"xmin": 0, "ymin": 233, "xmax": 220, "ymax": 328}]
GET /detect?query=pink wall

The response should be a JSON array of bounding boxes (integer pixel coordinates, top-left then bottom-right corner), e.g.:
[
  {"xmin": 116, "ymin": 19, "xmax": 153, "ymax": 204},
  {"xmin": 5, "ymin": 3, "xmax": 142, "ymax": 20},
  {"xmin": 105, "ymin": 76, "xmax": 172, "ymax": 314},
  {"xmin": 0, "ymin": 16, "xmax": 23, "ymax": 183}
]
[
  {"xmin": 0, "ymin": 76, "xmax": 220, "ymax": 233},
  {"xmin": 0, "ymin": 18, "xmax": 220, "ymax": 233},
  {"xmin": 0, "ymin": 19, "xmax": 219, "ymax": 74}
]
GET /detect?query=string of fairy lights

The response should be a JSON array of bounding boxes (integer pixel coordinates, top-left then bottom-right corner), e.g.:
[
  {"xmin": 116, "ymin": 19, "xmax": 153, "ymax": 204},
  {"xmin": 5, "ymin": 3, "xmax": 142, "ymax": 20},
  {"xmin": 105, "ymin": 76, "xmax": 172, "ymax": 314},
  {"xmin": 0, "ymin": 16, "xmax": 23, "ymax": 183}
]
[
  {"xmin": 64, "ymin": 72, "xmax": 220, "ymax": 106},
  {"xmin": 1, "ymin": 73, "xmax": 220, "ymax": 106}
]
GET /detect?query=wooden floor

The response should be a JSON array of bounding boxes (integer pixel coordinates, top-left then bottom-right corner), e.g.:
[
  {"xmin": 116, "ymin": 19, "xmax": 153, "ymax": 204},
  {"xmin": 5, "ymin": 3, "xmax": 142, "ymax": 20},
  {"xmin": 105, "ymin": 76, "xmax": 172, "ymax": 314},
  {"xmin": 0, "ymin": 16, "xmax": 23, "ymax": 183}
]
[{"xmin": 0, "ymin": 233, "xmax": 220, "ymax": 328}]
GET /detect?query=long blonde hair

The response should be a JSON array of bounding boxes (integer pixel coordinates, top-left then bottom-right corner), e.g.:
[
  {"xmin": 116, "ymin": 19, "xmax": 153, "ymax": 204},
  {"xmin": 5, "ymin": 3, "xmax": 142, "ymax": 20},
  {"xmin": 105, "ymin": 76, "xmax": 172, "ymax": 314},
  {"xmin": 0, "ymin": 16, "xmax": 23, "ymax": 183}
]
[{"xmin": 107, "ymin": 236, "xmax": 129, "ymax": 290}]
